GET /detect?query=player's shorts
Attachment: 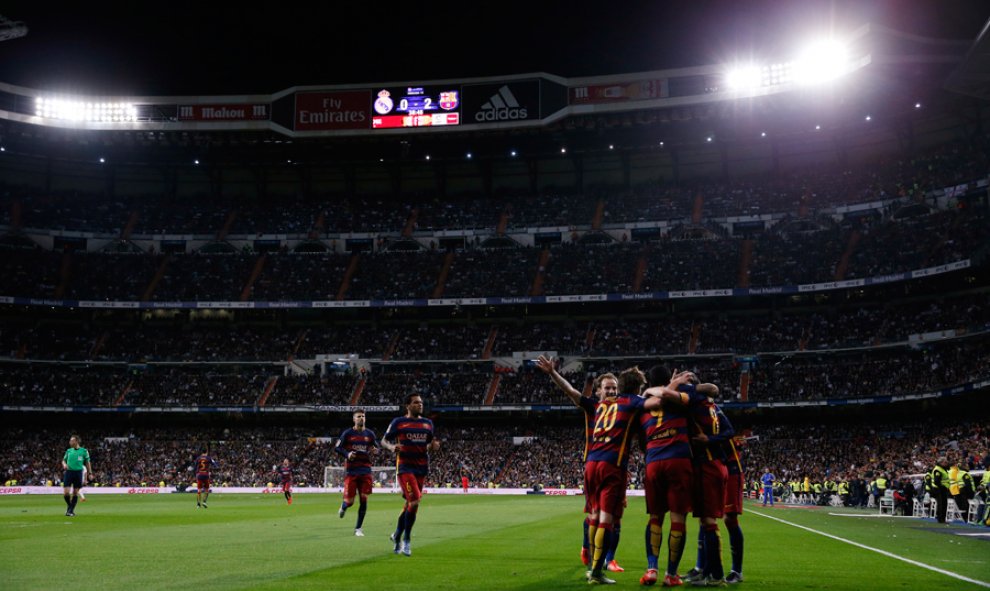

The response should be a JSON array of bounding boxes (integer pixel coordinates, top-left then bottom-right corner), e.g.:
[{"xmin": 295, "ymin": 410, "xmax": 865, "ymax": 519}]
[
  {"xmin": 280, "ymin": 480, "xmax": 292, "ymax": 493},
  {"xmin": 644, "ymin": 458, "xmax": 693, "ymax": 516},
  {"xmin": 692, "ymin": 461, "xmax": 728, "ymax": 519},
  {"xmin": 196, "ymin": 475, "xmax": 211, "ymax": 491},
  {"xmin": 344, "ymin": 474, "xmax": 373, "ymax": 498},
  {"xmin": 398, "ymin": 473, "xmax": 426, "ymax": 503},
  {"xmin": 584, "ymin": 461, "xmax": 626, "ymax": 517},
  {"xmin": 724, "ymin": 471, "xmax": 745, "ymax": 515},
  {"xmin": 63, "ymin": 469, "xmax": 84, "ymax": 489}
]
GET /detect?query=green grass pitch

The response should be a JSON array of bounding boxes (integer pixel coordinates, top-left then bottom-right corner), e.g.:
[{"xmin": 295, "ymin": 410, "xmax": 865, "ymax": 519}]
[{"xmin": 1, "ymin": 494, "xmax": 987, "ymax": 590}]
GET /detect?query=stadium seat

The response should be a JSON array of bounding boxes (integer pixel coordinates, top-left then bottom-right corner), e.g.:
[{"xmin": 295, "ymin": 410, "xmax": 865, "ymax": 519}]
[{"xmin": 878, "ymin": 490, "xmax": 895, "ymax": 515}]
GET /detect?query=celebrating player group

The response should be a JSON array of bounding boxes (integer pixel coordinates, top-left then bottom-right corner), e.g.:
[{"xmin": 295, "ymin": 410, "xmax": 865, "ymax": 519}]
[
  {"xmin": 536, "ymin": 356, "xmax": 745, "ymax": 587},
  {"xmin": 53, "ymin": 366, "xmax": 740, "ymax": 587}
]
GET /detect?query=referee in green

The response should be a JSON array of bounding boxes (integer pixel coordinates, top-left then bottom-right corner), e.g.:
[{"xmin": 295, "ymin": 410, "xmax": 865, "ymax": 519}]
[{"xmin": 62, "ymin": 435, "xmax": 92, "ymax": 517}]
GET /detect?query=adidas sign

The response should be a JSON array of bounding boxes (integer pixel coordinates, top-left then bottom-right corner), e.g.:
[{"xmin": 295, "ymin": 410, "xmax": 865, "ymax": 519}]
[{"xmin": 476, "ymin": 85, "xmax": 529, "ymax": 122}]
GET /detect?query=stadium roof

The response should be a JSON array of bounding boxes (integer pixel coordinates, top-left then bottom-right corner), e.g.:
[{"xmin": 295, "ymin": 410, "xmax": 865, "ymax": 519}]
[{"xmin": 0, "ymin": 0, "xmax": 988, "ymax": 96}]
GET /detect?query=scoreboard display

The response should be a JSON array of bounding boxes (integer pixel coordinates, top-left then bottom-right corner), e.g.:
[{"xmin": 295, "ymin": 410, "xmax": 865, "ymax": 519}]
[{"xmin": 372, "ymin": 85, "xmax": 460, "ymax": 129}]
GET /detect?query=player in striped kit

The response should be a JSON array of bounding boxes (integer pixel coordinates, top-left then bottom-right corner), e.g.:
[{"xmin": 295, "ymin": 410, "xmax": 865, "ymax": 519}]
[
  {"xmin": 335, "ymin": 410, "xmax": 380, "ymax": 536},
  {"xmin": 637, "ymin": 367, "xmax": 711, "ymax": 587},
  {"xmin": 536, "ymin": 356, "xmax": 627, "ymax": 573},
  {"xmin": 581, "ymin": 367, "xmax": 692, "ymax": 585},
  {"xmin": 382, "ymin": 394, "xmax": 440, "ymax": 556}
]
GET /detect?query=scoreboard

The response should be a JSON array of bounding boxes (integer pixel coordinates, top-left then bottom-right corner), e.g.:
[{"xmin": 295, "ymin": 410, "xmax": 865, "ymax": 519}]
[{"xmin": 372, "ymin": 85, "xmax": 460, "ymax": 129}]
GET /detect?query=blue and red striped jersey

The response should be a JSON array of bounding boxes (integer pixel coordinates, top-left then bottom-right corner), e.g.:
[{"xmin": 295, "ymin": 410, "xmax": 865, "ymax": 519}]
[
  {"xmin": 585, "ymin": 394, "xmax": 645, "ymax": 469},
  {"xmin": 276, "ymin": 464, "xmax": 293, "ymax": 483},
  {"xmin": 578, "ymin": 395, "xmax": 598, "ymax": 462},
  {"xmin": 335, "ymin": 428, "xmax": 380, "ymax": 476},
  {"xmin": 638, "ymin": 384, "xmax": 707, "ymax": 463},
  {"xmin": 716, "ymin": 410, "xmax": 744, "ymax": 475},
  {"xmin": 195, "ymin": 454, "xmax": 216, "ymax": 476},
  {"xmin": 384, "ymin": 417, "xmax": 434, "ymax": 476},
  {"xmin": 691, "ymin": 397, "xmax": 731, "ymax": 464}
]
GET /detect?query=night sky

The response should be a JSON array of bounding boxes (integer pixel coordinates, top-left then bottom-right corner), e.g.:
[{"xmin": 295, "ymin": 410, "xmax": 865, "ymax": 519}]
[{"xmin": 0, "ymin": 0, "xmax": 988, "ymax": 97}]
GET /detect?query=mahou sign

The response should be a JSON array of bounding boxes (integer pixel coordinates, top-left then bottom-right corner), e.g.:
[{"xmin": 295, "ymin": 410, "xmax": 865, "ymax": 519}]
[
  {"xmin": 177, "ymin": 104, "xmax": 269, "ymax": 121},
  {"xmin": 295, "ymin": 91, "xmax": 370, "ymax": 131}
]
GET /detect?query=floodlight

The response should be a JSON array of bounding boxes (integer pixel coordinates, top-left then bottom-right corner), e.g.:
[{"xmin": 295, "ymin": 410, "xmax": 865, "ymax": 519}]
[
  {"xmin": 725, "ymin": 65, "xmax": 761, "ymax": 91},
  {"xmin": 793, "ymin": 39, "xmax": 851, "ymax": 85}
]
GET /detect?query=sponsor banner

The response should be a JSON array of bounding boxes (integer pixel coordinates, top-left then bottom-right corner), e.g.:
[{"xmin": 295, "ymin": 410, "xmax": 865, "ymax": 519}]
[
  {"xmin": 294, "ymin": 91, "xmax": 370, "ymax": 131},
  {"xmin": 370, "ymin": 299, "xmax": 425, "ymax": 308},
  {"xmin": 463, "ymin": 81, "xmax": 540, "ymax": 124},
  {"xmin": 911, "ymin": 259, "xmax": 970, "ymax": 278},
  {"xmin": 177, "ymin": 104, "xmax": 269, "ymax": 121},
  {"xmin": 611, "ymin": 293, "xmax": 662, "ymax": 301},
  {"xmin": 311, "ymin": 300, "xmax": 370, "ymax": 308},
  {"xmin": 545, "ymin": 294, "xmax": 607, "ymax": 303},
  {"xmin": 744, "ymin": 286, "xmax": 789, "ymax": 295},
  {"xmin": 668, "ymin": 289, "xmax": 734, "ymax": 298},
  {"xmin": 569, "ymin": 79, "xmax": 668, "ymax": 104},
  {"xmin": 256, "ymin": 301, "xmax": 306, "ymax": 309},
  {"xmin": 428, "ymin": 298, "xmax": 487, "ymax": 306},
  {"xmin": 194, "ymin": 301, "xmax": 253, "ymax": 309},
  {"xmin": 495, "ymin": 296, "xmax": 536, "ymax": 305},
  {"xmin": 0, "ymin": 259, "xmax": 973, "ymax": 311}
]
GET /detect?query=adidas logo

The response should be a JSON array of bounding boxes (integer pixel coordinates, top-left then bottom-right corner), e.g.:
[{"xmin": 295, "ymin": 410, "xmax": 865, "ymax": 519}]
[{"xmin": 476, "ymin": 85, "xmax": 529, "ymax": 122}]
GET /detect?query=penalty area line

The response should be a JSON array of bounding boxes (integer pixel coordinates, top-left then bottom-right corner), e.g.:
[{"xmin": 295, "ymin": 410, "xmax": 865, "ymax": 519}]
[{"xmin": 750, "ymin": 509, "xmax": 990, "ymax": 588}]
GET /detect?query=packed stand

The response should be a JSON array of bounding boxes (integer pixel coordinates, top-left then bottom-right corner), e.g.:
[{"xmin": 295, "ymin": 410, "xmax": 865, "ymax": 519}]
[
  {"xmin": 441, "ymin": 247, "xmax": 540, "ymax": 298},
  {"xmin": 121, "ymin": 368, "xmax": 270, "ymax": 406},
  {"xmin": 0, "ymin": 364, "xmax": 125, "ymax": 406},
  {"xmin": 250, "ymin": 252, "xmax": 352, "ymax": 301},
  {"xmin": 267, "ymin": 373, "xmax": 357, "ymax": 405},
  {"xmin": 540, "ymin": 242, "xmax": 642, "ymax": 295},
  {"xmin": 389, "ymin": 324, "xmax": 488, "ymax": 360},
  {"xmin": 748, "ymin": 335, "xmax": 990, "ymax": 401},
  {"xmin": 346, "ymin": 250, "xmax": 446, "ymax": 300}
]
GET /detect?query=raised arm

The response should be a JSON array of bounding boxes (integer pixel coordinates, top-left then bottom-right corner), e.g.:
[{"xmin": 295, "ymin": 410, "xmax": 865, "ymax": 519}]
[
  {"xmin": 535, "ymin": 355, "xmax": 583, "ymax": 407},
  {"xmin": 642, "ymin": 369, "xmax": 697, "ymax": 408}
]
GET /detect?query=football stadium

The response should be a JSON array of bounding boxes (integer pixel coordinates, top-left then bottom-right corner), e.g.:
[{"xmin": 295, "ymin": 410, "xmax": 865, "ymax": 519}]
[{"xmin": 0, "ymin": 2, "xmax": 988, "ymax": 589}]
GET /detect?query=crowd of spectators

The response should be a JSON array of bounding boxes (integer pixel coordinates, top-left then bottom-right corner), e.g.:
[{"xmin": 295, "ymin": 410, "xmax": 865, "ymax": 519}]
[
  {"xmin": 1, "ymin": 204, "xmax": 986, "ymax": 301},
  {"xmin": 360, "ymin": 365, "xmax": 492, "ymax": 406},
  {"xmin": 4, "ymin": 137, "xmax": 986, "ymax": 236},
  {"xmin": 747, "ymin": 334, "xmax": 990, "ymax": 401},
  {"xmin": 2, "ymin": 289, "xmax": 987, "ymax": 366},
  {"xmin": 267, "ymin": 373, "xmax": 356, "ymax": 405},
  {"xmin": 4, "ymin": 416, "xmax": 982, "ymax": 491},
  {"xmin": 745, "ymin": 419, "xmax": 988, "ymax": 491},
  {"xmin": 390, "ymin": 324, "xmax": 488, "ymax": 360}
]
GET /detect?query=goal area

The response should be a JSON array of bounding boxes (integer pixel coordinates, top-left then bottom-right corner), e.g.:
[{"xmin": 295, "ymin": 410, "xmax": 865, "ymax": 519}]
[{"xmin": 324, "ymin": 466, "xmax": 398, "ymax": 491}]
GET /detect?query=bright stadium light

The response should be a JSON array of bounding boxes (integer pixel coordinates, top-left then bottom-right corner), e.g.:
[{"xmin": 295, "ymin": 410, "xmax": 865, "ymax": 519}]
[
  {"xmin": 35, "ymin": 97, "xmax": 137, "ymax": 122},
  {"xmin": 792, "ymin": 39, "xmax": 851, "ymax": 86},
  {"xmin": 725, "ymin": 65, "xmax": 761, "ymax": 91}
]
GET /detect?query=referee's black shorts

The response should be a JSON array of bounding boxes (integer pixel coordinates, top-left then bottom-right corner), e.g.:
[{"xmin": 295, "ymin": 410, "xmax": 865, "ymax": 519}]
[{"xmin": 63, "ymin": 469, "xmax": 84, "ymax": 489}]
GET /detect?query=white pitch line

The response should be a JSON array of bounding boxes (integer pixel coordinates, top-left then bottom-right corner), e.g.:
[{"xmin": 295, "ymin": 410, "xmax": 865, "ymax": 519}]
[
  {"xmin": 957, "ymin": 533, "xmax": 990, "ymax": 538},
  {"xmin": 750, "ymin": 509, "xmax": 990, "ymax": 588},
  {"xmin": 826, "ymin": 512, "xmax": 919, "ymax": 518}
]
